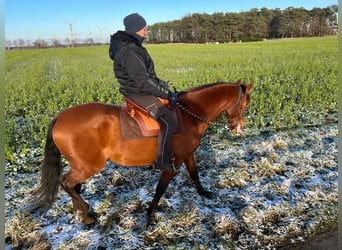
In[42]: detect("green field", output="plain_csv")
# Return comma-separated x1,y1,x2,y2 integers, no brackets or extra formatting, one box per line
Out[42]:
5,37,338,171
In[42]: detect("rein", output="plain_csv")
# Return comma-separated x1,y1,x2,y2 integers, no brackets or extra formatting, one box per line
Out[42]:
176,85,243,128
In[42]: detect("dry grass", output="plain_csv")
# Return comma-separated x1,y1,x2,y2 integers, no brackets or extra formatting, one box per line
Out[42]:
5,211,51,249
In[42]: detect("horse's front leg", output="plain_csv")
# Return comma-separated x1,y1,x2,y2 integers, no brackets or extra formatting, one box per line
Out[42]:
147,170,177,225
184,153,213,198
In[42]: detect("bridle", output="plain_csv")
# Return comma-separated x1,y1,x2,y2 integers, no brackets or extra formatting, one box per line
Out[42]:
176,85,244,128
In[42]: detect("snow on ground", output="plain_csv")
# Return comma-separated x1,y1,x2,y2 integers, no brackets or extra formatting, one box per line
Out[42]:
5,123,338,249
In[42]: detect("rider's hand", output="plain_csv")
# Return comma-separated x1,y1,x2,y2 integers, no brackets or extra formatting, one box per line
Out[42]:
168,92,178,105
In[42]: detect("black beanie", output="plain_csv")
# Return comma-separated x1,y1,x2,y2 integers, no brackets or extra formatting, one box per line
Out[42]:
124,13,147,33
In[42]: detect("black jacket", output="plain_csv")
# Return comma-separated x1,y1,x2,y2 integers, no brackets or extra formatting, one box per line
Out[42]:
109,31,170,99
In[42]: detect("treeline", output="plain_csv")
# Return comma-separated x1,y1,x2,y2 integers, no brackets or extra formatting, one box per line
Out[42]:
148,5,338,43
5,37,104,50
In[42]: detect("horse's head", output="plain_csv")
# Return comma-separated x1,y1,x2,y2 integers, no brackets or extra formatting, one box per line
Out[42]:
225,82,253,135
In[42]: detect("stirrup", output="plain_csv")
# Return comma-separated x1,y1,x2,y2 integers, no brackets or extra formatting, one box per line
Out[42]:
166,156,177,172
153,157,177,173
169,157,178,172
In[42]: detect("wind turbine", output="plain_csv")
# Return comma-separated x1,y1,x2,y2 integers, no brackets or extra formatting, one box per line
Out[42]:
87,26,94,46
63,17,77,47
96,25,106,44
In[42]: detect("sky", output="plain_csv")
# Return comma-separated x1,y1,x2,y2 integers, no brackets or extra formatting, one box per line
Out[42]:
5,0,337,42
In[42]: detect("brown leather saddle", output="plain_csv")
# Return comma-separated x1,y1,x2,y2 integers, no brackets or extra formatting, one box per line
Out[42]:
121,97,182,138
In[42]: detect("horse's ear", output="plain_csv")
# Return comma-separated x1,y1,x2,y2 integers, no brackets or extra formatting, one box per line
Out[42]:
236,79,242,85
245,83,253,93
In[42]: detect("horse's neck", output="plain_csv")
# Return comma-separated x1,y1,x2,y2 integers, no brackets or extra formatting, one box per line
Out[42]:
185,84,240,121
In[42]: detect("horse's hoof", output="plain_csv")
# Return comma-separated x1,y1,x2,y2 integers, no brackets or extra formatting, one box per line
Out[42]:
76,209,96,225
200,190,214,199
147,219,155,227
147,211,156,226
147,216,155,226
84,216,96,225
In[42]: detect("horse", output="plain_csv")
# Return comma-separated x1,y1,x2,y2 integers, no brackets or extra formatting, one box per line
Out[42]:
31,80,253,225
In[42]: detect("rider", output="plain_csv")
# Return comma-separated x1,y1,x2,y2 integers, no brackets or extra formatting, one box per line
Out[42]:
109,13,178,172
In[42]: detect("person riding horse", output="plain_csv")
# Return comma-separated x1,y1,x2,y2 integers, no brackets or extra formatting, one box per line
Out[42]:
32,80,252,225
109,13,178,172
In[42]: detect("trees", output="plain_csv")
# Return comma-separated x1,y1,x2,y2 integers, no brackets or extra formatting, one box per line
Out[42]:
310,6,338,36
148,5,338,43
33,39,48,49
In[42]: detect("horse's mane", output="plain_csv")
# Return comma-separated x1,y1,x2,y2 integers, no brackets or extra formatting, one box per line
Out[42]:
177,81,242,96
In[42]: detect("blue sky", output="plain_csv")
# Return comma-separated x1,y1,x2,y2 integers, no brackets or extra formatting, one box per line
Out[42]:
5,0,337,41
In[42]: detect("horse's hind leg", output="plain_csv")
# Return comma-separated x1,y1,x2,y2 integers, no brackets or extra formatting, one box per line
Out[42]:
60,170,95,225
184,154,212,198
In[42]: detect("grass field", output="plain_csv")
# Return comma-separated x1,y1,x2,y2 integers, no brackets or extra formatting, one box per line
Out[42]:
5,37,337,169
5,37,338,249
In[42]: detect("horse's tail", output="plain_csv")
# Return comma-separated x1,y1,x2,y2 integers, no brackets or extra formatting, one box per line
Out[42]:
30,117,63,211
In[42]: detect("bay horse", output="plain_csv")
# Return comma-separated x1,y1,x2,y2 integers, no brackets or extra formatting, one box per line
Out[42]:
31,80,252,225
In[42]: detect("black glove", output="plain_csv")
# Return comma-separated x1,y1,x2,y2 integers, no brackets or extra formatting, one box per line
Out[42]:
168,92,178,105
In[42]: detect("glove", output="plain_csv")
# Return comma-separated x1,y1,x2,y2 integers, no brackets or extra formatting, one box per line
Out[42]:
168,92,178,105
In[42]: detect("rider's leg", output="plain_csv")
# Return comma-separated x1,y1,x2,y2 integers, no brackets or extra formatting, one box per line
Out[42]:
127,95,177,171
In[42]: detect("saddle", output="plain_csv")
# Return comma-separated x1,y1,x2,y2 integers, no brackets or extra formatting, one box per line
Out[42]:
120,97,182,138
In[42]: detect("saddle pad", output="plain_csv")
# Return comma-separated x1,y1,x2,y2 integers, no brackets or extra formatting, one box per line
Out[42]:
119,108,147,139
